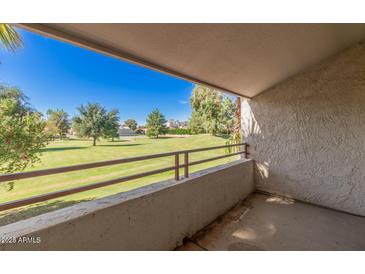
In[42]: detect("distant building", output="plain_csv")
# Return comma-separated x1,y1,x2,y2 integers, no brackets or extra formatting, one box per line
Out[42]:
66,128,77,138
166,119,176,128
135,127,146,135
118,126,136,136
177,120,188,129
166,119,188,129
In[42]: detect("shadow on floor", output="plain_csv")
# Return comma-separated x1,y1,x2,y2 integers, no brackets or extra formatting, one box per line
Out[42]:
0,199,93,227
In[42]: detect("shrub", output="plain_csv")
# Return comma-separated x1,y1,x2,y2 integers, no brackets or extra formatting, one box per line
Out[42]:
166,128,192,135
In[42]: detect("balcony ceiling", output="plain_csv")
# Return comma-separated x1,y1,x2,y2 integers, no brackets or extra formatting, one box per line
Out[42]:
20,24,365,98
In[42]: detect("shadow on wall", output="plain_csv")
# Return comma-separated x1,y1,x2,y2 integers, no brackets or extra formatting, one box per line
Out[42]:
241,92,335,198
241,99,271,187
240,41,365,217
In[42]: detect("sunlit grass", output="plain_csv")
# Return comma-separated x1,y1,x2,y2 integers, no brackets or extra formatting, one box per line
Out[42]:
0,134,240,226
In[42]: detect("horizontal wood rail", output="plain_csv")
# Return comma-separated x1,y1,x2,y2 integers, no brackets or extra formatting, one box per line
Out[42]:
0,143,248,212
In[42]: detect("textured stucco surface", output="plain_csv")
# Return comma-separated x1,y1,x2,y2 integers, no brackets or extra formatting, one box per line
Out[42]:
0,159,253,250
242,42,365,216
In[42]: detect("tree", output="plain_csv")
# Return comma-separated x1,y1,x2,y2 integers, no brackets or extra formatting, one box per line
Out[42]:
103,109,120,141
233,96,241,137
146,109,167,138
0,85,33,115
72,103,109,146
190,84,235,135
124,119,138,131
46,109,71,139
219,96,235,134
0,29,48,177
188,111,205,134
0,85,49,174
226,97,242,153
45,119,58,141
0,24,22,52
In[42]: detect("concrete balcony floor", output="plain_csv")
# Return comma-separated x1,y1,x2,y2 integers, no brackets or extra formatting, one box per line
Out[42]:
177,193,365,251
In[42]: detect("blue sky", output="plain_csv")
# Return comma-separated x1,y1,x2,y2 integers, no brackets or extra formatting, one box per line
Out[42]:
0,28,194,125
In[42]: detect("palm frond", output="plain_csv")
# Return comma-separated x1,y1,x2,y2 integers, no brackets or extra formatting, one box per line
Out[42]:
0,24,23,52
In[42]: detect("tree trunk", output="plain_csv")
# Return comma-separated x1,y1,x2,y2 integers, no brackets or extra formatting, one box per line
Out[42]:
234,97,241,136
93,137,96,146
234,97,242,154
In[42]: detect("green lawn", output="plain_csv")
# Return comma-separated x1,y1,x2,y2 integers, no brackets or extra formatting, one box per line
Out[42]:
0,134,240,226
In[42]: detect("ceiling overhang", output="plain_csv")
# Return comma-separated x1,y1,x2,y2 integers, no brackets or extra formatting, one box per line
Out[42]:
19,23,365,98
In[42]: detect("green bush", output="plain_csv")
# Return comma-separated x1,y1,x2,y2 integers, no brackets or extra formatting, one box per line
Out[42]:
166,128,192,135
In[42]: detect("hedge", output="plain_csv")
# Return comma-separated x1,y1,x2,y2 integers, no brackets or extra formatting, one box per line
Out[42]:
166,128,192,135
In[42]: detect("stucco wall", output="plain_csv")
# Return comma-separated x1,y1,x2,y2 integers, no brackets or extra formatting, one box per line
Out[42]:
242,42,365,216
0,159,253,250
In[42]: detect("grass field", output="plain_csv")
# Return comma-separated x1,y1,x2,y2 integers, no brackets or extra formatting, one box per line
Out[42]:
0,134,240,226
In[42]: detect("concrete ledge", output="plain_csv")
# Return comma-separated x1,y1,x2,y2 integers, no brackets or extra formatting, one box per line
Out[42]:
0,159,254,250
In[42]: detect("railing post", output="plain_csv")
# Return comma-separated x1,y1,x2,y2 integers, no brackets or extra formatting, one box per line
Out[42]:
184,152,189,178
175,153,179,181
244,143,249,159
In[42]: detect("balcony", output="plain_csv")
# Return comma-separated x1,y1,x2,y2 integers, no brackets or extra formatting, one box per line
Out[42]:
0,146,253,251
1,146,364,251
1,23,365,251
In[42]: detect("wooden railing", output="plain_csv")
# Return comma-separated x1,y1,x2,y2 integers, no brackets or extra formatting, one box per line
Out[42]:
0,143,249,212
